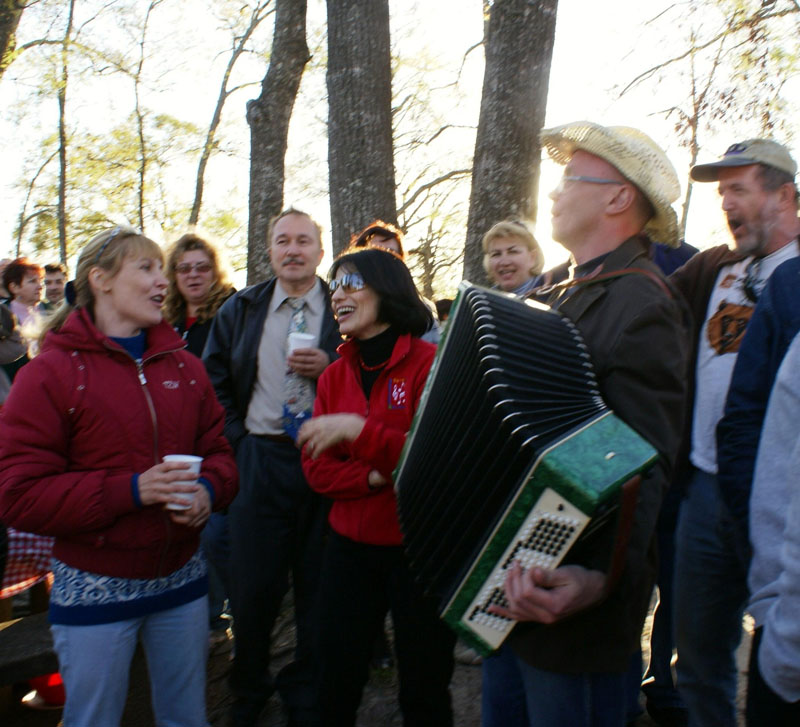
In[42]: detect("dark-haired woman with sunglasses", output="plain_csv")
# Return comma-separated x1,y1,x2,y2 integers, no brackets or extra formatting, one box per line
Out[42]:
298,247,455,726
164,234,235,357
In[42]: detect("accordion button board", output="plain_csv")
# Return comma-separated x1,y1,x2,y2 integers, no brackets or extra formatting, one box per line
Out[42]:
394,282,658,656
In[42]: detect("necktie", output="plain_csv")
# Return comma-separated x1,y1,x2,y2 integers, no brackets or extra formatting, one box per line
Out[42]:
281,298,314,439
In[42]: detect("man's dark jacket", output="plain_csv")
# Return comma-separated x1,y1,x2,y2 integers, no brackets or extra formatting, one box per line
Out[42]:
202,276,342,449
510,236,689,673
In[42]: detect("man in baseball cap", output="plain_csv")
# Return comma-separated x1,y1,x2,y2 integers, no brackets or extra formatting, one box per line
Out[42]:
671,138,800,727
691,138,797,182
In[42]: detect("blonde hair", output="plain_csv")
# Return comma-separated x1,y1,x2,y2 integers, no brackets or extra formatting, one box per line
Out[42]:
40,226,162,345
481,220,544,279
163,233,235,326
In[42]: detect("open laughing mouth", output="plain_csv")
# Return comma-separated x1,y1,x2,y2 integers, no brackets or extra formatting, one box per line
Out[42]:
335,305,355,320
727,217,745,236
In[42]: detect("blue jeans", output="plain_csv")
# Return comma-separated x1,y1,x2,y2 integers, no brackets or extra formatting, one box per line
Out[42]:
51,596,208,727
482,643,528,726
482,642,626,727
673,468,749,727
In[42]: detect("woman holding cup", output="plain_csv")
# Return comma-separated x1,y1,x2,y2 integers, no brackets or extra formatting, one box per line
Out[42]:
299,248,455,725
0,226,237,727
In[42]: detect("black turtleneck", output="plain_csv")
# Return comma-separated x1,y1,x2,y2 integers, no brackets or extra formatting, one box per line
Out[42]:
356,326,398,398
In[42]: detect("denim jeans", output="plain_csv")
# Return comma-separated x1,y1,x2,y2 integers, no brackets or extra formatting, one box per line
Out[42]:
51,596,208,727
482,642,626,727
482,643,528,726
673,468,749,727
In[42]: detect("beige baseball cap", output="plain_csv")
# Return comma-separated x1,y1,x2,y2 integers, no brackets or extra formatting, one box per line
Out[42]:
691,139,797,182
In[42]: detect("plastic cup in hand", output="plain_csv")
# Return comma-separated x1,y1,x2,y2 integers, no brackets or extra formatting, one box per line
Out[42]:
163,454,203,511
288,332,316,353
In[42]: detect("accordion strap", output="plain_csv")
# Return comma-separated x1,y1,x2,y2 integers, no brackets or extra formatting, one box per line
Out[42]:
530,267,675,302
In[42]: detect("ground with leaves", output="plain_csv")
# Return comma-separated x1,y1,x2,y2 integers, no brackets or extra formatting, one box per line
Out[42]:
4,601,750,726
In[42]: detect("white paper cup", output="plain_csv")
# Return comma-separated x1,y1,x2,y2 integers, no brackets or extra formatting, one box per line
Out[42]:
288,332,316,353
163,454,203,511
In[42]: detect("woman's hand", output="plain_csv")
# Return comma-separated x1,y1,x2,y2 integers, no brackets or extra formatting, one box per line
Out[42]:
297,414,366,458
368,469,388,489
288,348,330,380
137,462,200,507
167,486,212,529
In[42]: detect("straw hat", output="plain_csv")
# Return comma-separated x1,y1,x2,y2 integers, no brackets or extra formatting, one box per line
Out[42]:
540,121,681,247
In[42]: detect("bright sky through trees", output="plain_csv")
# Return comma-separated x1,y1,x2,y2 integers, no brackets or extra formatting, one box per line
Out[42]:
0,0,797,289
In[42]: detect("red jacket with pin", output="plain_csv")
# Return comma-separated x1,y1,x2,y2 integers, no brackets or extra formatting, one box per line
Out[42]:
0,307,238,579
302,333,435,546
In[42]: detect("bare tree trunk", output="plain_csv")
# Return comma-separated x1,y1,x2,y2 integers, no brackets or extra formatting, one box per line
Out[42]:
57,0,75,264
189,1,273,227
463,0,558,284
0,0,25,80
133,2,162,232
326,0,396,256
246,0,309,284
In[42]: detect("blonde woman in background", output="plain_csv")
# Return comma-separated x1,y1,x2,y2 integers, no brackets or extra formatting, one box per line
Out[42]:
164,232,237,646
482,220,544,297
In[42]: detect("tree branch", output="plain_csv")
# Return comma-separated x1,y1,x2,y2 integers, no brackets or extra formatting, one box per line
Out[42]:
398,169,471,216
619,5,798,96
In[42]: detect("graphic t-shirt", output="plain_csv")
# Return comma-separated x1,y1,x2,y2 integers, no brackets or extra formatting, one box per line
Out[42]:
691,242,798,473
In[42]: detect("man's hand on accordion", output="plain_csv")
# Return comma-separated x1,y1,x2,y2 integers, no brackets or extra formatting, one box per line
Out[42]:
488,563,607,624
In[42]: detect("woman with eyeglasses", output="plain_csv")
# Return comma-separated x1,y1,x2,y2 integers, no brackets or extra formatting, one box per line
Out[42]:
164,233,236,357
164,233,237,647
298,248,455,726
0,226,238,727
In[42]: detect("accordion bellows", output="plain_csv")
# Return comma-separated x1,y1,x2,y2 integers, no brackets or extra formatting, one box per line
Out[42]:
394,283,658,654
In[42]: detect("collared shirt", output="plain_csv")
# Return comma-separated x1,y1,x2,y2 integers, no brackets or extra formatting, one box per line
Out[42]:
245,278,326,435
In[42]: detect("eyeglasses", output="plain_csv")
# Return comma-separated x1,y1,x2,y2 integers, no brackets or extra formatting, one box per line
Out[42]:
175,262,213,275
329,272,366,294
560,175,627,188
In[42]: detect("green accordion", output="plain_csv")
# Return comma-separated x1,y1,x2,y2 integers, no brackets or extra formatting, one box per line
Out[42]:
394,283,658,655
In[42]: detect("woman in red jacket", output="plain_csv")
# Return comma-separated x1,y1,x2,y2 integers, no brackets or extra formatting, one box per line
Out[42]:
299,247,455,726
0,226,238,727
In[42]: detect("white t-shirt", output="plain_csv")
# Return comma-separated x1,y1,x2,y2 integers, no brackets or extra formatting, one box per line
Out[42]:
690,241,798,474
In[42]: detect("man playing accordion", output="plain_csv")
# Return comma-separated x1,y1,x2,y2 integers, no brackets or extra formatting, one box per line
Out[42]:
482,121,689,727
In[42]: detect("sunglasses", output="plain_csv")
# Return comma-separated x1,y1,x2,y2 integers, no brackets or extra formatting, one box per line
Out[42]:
175,262,213,274
329,272,366,294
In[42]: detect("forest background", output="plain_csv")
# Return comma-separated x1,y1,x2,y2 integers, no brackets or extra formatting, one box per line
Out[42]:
0,0,798,296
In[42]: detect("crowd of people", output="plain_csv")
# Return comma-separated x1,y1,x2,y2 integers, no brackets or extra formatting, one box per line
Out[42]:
0,119,798,727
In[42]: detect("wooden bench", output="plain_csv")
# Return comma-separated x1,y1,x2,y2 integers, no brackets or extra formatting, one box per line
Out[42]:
0,612,58,686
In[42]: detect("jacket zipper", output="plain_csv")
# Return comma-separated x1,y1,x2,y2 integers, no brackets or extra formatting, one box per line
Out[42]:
96,339,186,578
134,357,172,578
